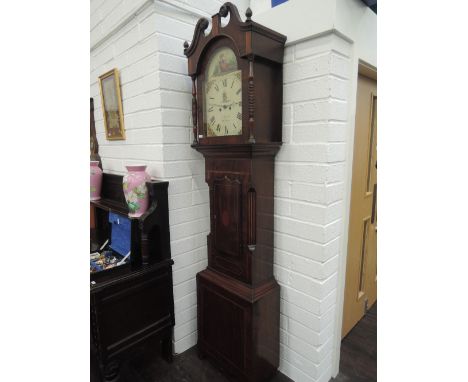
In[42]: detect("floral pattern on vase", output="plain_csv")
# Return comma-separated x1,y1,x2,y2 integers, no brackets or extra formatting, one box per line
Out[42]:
123,165,150,217
90,161,103,200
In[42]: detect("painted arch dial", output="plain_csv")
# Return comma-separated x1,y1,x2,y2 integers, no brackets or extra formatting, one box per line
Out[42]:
204,47,242,137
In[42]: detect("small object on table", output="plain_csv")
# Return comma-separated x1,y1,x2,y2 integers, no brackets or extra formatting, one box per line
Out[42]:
117,251,131,266
99,239,109,251
90,252,100,261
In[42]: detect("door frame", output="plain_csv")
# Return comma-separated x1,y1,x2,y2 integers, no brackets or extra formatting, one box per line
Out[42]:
331,60,377,377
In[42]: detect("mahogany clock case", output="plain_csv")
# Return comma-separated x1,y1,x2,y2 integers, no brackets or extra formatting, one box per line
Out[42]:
184,3,286,382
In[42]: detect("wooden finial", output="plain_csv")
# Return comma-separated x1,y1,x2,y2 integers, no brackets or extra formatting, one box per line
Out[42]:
183,40,189,52
245,7,252,21
200,18,209,30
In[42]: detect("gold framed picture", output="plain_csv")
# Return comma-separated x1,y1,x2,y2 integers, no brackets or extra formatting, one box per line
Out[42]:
98,68,126,140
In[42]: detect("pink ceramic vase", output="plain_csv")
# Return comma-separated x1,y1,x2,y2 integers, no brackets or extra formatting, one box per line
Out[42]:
90,161,103,200
123,165,151,218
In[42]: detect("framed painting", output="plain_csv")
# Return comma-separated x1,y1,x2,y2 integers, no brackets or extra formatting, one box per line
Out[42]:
98,68,126,140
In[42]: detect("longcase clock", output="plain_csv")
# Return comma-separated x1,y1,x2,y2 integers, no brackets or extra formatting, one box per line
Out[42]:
184,3,286,381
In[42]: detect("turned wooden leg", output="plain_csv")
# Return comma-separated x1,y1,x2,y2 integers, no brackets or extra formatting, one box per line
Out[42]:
162,336,173,363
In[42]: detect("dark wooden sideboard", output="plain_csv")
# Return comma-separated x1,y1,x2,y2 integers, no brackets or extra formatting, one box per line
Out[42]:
90,173,174,381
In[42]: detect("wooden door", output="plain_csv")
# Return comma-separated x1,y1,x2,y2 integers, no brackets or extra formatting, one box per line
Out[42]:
208,169,251,284
342,71,377,338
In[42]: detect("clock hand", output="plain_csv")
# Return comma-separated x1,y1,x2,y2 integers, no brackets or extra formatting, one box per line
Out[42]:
210,103,234,109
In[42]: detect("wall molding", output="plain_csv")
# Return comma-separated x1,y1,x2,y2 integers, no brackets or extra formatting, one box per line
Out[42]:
91,0,211,53
156,0,211,19
91,0,154,52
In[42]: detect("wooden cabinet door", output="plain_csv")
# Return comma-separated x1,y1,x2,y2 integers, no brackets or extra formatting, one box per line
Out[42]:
209,173,250,282
342,72,377,338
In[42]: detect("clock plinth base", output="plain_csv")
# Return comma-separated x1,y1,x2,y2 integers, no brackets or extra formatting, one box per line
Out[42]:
197,268,280,382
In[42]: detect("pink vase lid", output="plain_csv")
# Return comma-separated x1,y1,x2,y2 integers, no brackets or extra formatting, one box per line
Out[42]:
125,164,147,172
90,161,100,166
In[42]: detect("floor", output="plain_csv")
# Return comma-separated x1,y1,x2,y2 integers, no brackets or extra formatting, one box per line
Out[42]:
333,303,377,382
92,304,376,382
92,345,292,382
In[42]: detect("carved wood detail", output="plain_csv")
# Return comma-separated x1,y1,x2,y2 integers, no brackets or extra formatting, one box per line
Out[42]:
247,187,256,251
191,75,198,143
184,18,209,59
247,58,255,143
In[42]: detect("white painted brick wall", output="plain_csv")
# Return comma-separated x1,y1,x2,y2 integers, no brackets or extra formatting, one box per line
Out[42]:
274,33,352,382
90,0,249,358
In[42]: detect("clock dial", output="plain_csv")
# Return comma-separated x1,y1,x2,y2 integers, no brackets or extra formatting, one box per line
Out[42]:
205,71,242,137
204,47,242,137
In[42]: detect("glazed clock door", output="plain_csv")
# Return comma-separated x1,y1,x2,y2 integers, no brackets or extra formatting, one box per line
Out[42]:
210,174,249,282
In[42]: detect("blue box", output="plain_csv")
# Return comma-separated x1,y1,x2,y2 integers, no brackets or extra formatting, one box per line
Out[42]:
108,212,131,257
